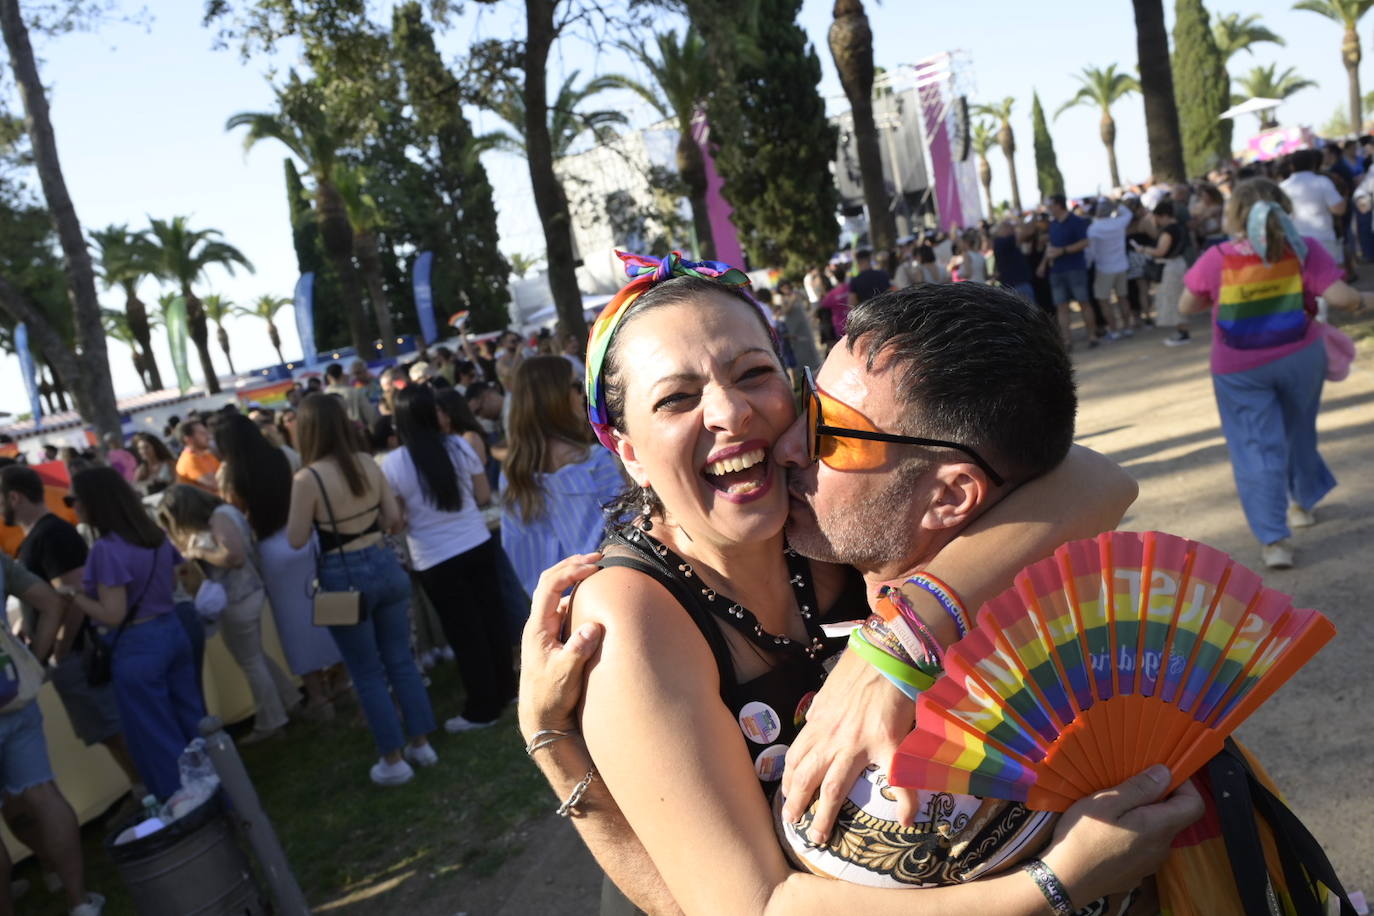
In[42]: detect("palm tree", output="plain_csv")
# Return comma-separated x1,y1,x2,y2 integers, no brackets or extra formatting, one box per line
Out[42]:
486,69,629,160
144,216,253,394
1132,0,1187,183
89,224,164,391
1055,64,1140,189
234,294,291,367
972,119,997,219
99,308,155,393
1233,65,1318,128
829,0,895,252
508,253,543,278
973,97,1023,213
607,28,718,259
1294,0,1374,133
202,294,236,376
227,73,373,357
334,165,397,356
1213,12,1286,64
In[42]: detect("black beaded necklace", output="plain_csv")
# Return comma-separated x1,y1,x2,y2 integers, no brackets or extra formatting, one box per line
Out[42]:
625,526,830,661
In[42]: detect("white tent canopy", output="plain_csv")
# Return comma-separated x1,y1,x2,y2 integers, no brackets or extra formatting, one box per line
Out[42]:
1220,97,1282,120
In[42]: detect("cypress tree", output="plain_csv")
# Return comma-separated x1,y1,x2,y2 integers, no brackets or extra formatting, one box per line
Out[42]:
283,157,350,353
1031,92,1065,199
709,0,838,275
392,2,510,333
1173,0,1232,177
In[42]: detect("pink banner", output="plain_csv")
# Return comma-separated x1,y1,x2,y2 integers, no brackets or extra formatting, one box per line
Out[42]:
692,115,746,267
919,83,963,233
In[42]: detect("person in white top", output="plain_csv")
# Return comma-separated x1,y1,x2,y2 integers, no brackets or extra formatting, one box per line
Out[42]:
1086,198,1135,337
1280,149,1345,262
381,384,515,734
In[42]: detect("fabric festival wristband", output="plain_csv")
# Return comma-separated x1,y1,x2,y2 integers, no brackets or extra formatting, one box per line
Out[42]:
863,616,943,683
903,573,972,639
878,588,946,664
848,630,938,698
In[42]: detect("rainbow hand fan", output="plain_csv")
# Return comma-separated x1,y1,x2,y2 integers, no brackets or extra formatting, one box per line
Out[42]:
889,531,1334,812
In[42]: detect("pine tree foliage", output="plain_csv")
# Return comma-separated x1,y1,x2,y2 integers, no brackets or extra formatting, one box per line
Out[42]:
1031,92,1065,199
1173,0,1233,176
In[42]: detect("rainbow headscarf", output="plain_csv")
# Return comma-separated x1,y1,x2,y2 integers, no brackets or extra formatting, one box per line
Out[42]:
586,250,756,450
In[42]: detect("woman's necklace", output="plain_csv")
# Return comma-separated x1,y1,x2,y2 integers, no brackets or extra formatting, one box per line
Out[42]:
627,527,829,661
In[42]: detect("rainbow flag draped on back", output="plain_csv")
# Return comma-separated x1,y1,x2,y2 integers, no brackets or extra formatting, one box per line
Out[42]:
1215,249,1308,350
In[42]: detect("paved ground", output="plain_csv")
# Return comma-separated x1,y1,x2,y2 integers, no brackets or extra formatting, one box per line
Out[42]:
456,315,1374,914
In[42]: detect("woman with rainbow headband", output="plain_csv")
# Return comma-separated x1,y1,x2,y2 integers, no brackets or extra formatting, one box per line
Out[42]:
1181,178,1371,570
520,250,1197,915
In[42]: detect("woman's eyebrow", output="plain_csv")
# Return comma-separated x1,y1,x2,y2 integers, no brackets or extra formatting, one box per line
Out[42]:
647,348,774,389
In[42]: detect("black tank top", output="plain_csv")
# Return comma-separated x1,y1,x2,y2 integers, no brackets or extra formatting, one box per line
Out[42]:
600,525,868,796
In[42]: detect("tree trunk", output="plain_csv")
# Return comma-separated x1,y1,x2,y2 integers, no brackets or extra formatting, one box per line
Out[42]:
677,127,716,260
829,0,895,252
354,229,398,357
998,126,1023,213
977,154,993,217
525,0,587,346
124,287,164,391
315,179,371,356
216,325,236,376
1101,112,1122,188
182,286,221,393
268,322,286,367
0,0,120,436
0,274,82,415
132,351,153,393
49,364,68,412
1133,0,1186,183
1344,26,1362,133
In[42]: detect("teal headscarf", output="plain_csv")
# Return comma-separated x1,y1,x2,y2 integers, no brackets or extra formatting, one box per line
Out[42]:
1246,200,1308,265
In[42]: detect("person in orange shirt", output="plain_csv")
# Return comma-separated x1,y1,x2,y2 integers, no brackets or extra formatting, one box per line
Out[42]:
174,420,220,493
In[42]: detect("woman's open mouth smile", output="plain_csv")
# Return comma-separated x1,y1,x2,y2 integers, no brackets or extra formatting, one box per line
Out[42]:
701,440,774,504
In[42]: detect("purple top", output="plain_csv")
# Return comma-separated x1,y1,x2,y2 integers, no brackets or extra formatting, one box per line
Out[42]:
82,533,183,621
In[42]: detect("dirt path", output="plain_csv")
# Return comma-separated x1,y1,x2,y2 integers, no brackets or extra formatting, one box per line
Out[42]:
458,315,1374,914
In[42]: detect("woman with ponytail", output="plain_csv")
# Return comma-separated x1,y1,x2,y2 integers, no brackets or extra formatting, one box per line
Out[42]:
1181,177,1371,569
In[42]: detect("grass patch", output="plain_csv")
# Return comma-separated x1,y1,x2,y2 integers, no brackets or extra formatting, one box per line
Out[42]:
17,663,549,914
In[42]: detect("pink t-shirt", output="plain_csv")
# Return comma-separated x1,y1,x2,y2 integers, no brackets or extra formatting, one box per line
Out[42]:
1183,237,1343,375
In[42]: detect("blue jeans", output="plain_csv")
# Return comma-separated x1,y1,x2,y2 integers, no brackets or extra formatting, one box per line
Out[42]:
0,703,54,796
320,544,435,755
1213,340,1336,545
1357,209,1374,262
109,613,205,800
1049,268,1090,306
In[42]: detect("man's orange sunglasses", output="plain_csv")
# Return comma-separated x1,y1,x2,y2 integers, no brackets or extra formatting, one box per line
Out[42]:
803,366,1005,485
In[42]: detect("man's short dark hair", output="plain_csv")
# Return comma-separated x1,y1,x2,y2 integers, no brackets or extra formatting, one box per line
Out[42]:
1153,199,1175,218
1289,149,1320,173
177,419,204,443
855,248,873,260
1048,193,1068,209
842,283,1076,485
325,362,344,381
0,465,44,504
465,380,497,401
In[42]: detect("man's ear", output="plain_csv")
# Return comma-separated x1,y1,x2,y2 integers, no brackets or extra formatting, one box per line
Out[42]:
921,463,991,531
611,431,649,488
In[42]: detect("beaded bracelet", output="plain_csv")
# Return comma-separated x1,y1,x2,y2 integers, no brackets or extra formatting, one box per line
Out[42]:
903,572,972,639
1022,859,1075,915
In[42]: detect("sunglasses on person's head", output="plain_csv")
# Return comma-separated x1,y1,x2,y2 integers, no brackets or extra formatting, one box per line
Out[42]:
62,494,77,508
802,366,1005,486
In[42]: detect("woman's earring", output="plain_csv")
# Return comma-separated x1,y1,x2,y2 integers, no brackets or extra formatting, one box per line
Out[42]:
639,486,654,531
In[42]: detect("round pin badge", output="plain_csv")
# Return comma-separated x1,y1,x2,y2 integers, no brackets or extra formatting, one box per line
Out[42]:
754,744,789,782
737,700,782,745
793,691,816,728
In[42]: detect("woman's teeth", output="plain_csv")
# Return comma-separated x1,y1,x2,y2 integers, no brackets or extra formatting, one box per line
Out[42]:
704,448,766,477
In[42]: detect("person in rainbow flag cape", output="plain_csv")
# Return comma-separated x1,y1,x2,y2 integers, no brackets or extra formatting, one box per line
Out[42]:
514,251,1193,915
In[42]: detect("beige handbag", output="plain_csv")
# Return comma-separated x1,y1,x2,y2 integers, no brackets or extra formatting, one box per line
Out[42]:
308,467,364,627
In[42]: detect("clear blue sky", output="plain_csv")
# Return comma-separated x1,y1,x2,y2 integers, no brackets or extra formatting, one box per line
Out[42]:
0,0,1341,417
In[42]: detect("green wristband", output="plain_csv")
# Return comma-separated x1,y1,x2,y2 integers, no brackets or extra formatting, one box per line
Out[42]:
848,630,938,693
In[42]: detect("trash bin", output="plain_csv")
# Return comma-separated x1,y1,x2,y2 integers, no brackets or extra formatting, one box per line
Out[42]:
105,792,264,916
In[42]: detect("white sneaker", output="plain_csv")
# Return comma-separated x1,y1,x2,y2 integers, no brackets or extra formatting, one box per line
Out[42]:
370,758,415,786
1163,331,1192,347
444,715,498,734
403,743,439,768
1288,504,1317,529
1261,541,1294,570
70,893,105,916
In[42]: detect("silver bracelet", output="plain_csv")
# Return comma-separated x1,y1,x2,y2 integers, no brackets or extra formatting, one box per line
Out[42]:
524,728,576,756
1022,858,1074,915
557,769,596,817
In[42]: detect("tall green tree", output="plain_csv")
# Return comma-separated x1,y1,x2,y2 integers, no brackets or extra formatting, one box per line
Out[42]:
234,294,291,367
1174,0,1233,176
334,166,397,355
1213,12,1286,64
485,70,628,159
1055,64,1140,189
608,28,717,259
99,308,155,393
1293,0,1374,133
972,119,997,218
1133,0,1187,183
974,97,1023,213
89,224,164,391
391,2,511,335
144,216,253,393
711,0,838,274
1030,92,1065,199
0,0,121,434
829,0,894,252
202,293,236,376
1233,65,1318,128
228,74,373,357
